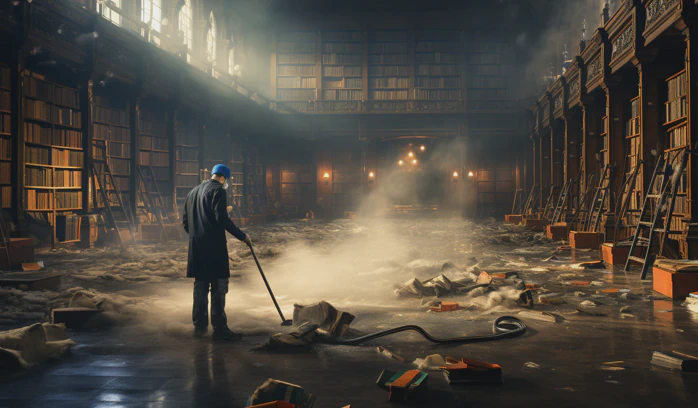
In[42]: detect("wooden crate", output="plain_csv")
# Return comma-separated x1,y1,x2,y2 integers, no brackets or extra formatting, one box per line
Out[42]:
546,223,568,241
524,218,547,232
0,238,35,270
505,214,523,224
653,266,698,299
569,231,601,249
601,243,640,265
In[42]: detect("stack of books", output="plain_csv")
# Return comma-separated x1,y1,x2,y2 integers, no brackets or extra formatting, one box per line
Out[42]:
376,369,428,402
440,357,503,385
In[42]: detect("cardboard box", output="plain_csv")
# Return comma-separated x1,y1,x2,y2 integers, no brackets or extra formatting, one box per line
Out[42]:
601,243,641,265
505,214,523,224
546,223,568,241
569,231,601,250
524,218,547,232
653,266,698,299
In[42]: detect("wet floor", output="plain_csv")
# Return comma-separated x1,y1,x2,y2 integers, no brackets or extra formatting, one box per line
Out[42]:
2,217,698,407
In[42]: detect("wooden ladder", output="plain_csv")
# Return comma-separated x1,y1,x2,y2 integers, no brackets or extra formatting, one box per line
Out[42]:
137,167,169,240
90,158,137,245
522,184,540,216
624,149,688,279
542,184,559,221
551,179,572,224
612,162,643,245
585,164,612,233
511,188,524,215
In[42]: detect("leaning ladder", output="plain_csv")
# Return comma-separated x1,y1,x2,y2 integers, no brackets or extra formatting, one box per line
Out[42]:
137,167,167,240
624,149,688,279
612,161,643,245
551,179,572,224
585,164,612,233
511,188,524,215
542,185,559,221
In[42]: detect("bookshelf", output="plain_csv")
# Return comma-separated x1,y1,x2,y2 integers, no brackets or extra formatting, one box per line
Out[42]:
276,32,317,101
0,64,11,209
414,30,461,101
625,96,642,216
22,70,83,243
368,30,410,101
138,108,170,212
245,148,265,212
331,151,360,216
175,117,200,210
280,162,314,215
600,116,609,168
92,95,131,210
321,30,363,101
230,145,245,210
466,35,511,104
664,70,688,223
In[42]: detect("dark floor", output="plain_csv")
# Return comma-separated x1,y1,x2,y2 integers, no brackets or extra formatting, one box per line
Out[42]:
1,306,698,408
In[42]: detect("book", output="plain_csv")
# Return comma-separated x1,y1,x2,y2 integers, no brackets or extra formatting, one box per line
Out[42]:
651,351,698,372
440,357,503,385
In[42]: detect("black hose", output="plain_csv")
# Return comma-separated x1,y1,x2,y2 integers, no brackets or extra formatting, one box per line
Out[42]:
328,316,526,345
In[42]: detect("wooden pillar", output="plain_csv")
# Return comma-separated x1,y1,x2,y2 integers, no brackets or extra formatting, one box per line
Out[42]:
167,107,178,210
129,95,140,217
11,46,24,225
550,120,565,186
684,26,698,257
564,110,583,208
582,99,602,189
636,62,661,197
605,84,626,213
539,128,551,207
531,133,539,191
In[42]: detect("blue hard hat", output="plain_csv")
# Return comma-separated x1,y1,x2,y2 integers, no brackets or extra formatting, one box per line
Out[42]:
211,164,231,179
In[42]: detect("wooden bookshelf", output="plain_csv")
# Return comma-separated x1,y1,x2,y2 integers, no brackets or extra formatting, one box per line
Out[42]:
321,30,363,101
414,30,461,101
138,108,170,211
665,70,687,127
331,151,360,216
368,30,410,101
664,69,689,222
600,116,609,167
245,148,265,212
625,96,642,214
22,70,83,243
466,34,511,104
92,95,131,210
175,117,200,210
276,32,318,101
280,162,314,215
0,64,11,209
230,146,245,210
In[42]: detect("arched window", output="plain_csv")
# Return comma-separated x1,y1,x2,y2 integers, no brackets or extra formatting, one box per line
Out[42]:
141,0,162,33
99,0,121,26
178,0,193,59
206,12,216,63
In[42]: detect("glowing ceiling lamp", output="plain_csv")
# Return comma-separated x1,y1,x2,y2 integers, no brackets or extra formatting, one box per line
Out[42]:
408,152,414,158
453,171,459,178
412,159,418,165
468,171,474,177
398,160,404,166
420,145,425,151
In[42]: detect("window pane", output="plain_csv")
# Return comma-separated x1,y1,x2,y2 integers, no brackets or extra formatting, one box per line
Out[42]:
179,0,192,49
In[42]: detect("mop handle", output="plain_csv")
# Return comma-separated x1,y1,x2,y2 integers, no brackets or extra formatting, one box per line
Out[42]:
248,246,288,322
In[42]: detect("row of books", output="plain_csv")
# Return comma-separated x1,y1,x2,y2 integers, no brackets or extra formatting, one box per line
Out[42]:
666,96,687,123
468,53,505,65
277,89,316,101
0,90,9,111
322,31,362,42
24,123,82,148
322,54,362,65
26,189,52,209
151,166,169,180
141,151,169,166
416,52,460,64
94,105,130,127
625,117,640,137
0,162,9,184
0,186,9,208
324,78,362,89
140,119,166,136
24,100,81,127
277,53,316,64
369,43,409,54
53,149,84,167
369,77,409,89
469,89,509,101
0,112,9,133
0,66,9,89
369,66,410,77
25,167,50,186
416,64,459,76
54,106,81,127
54,169,82,188
176,128,198,145
668,125,687,148
277,42,316,53
372,31,409,42
415,89,461,100
416,41,459,53
176,146,199,161
470,65,506,75
25,146,50,165
277,65,316,76
140,135,169,151
368,90,409,100
54,191,81,209
105,141,130,158
0,138,9,160
281,32,315,42
277,77,317,89
175,174,199,187
56,214,80,242
368,54,408,65
415,31,458,42
94,123,130,142
322,90,363,101
323,66,362,77
323,43,362,53
108,158,130,175
667,71,687,101
26,77,79,109
176,160,199,174
415,77,460,89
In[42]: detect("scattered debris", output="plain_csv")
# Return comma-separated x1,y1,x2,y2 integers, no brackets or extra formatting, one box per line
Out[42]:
0,323,75,375
620,306,632,314
441,356,502,385
293,301,355,337
377,346,405,362
517,290,533,307
518,310,560,322
429,301,459,313
579,300,597,308
415,354,446,371
523,362,540,369
579,260,605,269
685,297,698,314
543,256,559,262
21,262,44,271
247,379,316,408
650,351,698,372
376,369,428,402
538,293,565,305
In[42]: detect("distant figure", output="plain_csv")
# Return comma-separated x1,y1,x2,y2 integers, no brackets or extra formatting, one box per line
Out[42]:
183,164,252,341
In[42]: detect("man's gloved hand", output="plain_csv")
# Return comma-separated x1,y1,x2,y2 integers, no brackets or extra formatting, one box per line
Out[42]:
244,235,252,247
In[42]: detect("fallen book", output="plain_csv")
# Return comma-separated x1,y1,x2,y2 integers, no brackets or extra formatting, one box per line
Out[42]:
440,357,503,385
650,351,698,372
247,379,315,408
689,292,698,299
376,369,428,402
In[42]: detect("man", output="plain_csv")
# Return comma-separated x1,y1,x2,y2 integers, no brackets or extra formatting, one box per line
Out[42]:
183,164,252,341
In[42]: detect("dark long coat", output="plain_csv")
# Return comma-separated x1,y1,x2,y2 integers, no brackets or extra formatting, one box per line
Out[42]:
183,179,247,280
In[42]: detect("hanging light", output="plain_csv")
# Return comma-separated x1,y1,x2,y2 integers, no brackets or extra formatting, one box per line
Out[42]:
468,171,474,177
398,160,404,166
453,171,459,178
368,172,375,178
408,152,414,158
420,145,426,151
412,159,418,165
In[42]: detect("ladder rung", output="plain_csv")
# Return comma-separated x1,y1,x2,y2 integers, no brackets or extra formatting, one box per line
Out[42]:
638,221,654,227
647,194,662,199
627,256,646,263
626,209,642,213
654,229,684,234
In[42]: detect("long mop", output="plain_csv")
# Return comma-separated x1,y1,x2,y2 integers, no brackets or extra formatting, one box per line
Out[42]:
231,246,292,326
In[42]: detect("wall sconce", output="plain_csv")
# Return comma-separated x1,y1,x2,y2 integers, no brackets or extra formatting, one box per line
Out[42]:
323,172,330,185
468,171,474,178
408,152,414,158
412,159,418,165
420,145,426,152
368,171,375,184
398,160,404,166
452,171,459,183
